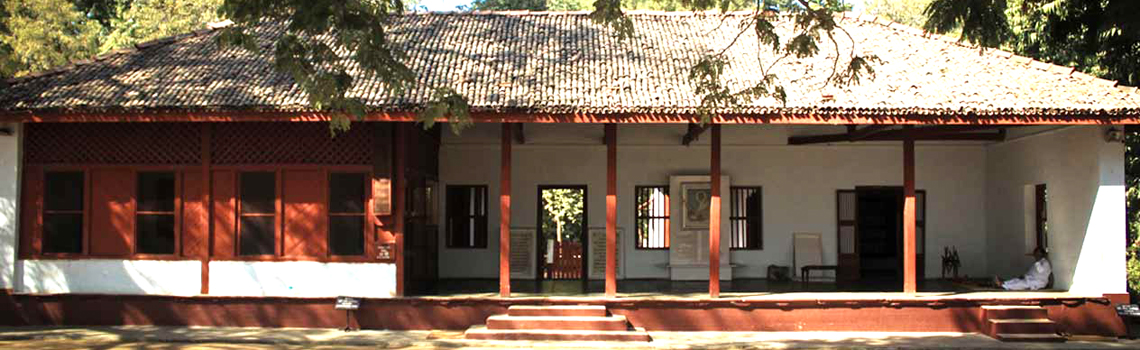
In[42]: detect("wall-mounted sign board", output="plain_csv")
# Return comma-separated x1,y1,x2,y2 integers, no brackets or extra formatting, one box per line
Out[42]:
510,228,535,279
588,227,621,279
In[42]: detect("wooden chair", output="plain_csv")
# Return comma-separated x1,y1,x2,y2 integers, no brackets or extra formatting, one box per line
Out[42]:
794,233,835,281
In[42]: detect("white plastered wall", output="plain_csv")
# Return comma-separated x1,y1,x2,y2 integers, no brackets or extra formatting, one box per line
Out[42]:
208,261,396,298
985,126,1125,295
18,259,201,295
438,124,990,280
0,123,18,290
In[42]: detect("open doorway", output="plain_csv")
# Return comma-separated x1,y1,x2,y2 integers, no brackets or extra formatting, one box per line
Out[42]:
537,186,588,288
857,187,903,283
837,187,926,290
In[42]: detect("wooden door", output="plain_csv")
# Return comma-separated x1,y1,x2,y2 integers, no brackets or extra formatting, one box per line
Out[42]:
837,190,859,281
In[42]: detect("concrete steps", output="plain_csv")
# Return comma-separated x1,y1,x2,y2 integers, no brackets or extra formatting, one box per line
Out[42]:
464,305,651,342
508,305,608,317
981,305,1065,342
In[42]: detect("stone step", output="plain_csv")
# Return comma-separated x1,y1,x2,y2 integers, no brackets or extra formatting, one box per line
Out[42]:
508,305,608,317
487,314,630,331
465,325,652,342
981,305,1049,320
987,318,1057,335
994,333,1067,342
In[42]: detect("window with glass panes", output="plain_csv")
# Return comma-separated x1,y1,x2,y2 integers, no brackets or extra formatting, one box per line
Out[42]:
136,172,176,255
239,172,276,255
43,171,85,254
329,173,367,256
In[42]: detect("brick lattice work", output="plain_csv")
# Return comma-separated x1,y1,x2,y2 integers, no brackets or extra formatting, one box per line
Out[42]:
24,123,201,165
211,122,372,165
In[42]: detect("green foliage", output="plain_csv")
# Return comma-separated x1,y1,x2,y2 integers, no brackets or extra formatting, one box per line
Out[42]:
681,0,871,122
0,0,102,78
864,0,930,27
99,0,224,53
217,0,421,134
922,0,1010,48
1128,126,1140,293
70,0,125,27
469,0,549,10
1004,0,1140,86
923,0,1138,86
542,189,584,242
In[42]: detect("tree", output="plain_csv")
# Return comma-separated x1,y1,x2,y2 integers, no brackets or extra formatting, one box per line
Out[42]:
217,0,469,134
1128,126,1140,295
1002,0,1140,86
99,0,224,53
923,0,1139,86
864,0,930,27
542,189,584,243
923,0,1140,297
0,0,102,78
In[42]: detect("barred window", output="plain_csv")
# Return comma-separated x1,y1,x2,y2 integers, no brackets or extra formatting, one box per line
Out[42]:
635,186,669,249
730,187,762,250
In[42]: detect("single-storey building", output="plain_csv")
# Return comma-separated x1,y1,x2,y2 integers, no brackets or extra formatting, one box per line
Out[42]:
0,10,1136,339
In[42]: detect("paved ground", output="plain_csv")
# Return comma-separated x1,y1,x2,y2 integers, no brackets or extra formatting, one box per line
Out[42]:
1,326,1138,349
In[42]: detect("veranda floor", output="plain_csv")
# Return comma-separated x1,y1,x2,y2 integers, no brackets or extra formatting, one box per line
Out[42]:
412,278,1077,299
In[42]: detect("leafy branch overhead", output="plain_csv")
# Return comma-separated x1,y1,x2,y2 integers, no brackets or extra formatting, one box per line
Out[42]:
595,0,879,122
216,0,466,134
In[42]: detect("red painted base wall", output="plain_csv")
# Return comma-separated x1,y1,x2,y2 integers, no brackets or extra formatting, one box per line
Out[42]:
0,293,1127,336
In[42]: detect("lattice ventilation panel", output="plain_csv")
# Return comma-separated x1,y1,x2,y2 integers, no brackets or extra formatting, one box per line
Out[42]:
24,123,201,165
212,122,372,165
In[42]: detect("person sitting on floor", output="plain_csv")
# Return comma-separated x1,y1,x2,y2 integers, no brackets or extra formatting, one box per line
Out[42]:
993,247,1051,290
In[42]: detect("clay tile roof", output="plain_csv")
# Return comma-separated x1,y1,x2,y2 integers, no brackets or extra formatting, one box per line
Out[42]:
2,11,1138,118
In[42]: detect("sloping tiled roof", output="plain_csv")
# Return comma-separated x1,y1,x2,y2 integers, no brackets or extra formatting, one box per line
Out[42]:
2,11,1139,118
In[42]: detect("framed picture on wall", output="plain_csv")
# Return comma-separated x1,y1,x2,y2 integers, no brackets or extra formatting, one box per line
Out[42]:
681,182,711,230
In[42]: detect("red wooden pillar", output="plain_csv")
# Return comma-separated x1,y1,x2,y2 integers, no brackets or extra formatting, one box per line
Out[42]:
604,124,617,298
394,123,407,297
902,138,917,294
500,123,513,297
201,123,211,295
709,124,721,298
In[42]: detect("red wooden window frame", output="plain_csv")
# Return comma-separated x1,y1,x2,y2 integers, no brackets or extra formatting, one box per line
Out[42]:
134,171,181,257
40,170,87,256
635,185,669,250
31,166,193,260
328,172,369,256
220,166,375,262
236,171,279,257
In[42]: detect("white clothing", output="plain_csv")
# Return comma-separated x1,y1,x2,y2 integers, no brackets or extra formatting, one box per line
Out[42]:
1002,258,1051,290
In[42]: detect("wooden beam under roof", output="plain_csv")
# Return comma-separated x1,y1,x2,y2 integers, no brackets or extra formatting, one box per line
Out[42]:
788,125,1007,145
513,123,525,144
682,122,709,146
848,125,893,140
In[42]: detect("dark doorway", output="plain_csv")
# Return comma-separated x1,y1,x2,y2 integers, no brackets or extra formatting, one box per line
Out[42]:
857,187,903,284
537,186,588,287
841,186,926,290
